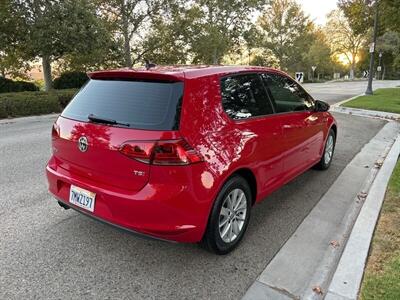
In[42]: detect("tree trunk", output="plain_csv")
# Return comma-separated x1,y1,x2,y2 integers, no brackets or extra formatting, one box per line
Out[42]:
349,67,354,80
121,2,132,68
350,56,356,79
42,55,53,91
123,31,132,68
212,48,218,65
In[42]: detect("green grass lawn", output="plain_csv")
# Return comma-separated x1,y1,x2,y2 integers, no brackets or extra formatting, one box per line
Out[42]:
360,161,400,299
342,88,400,114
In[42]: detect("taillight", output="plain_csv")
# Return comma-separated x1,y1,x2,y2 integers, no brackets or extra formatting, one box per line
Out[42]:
119,142,154,164
52,123,60,140
119,139,203,165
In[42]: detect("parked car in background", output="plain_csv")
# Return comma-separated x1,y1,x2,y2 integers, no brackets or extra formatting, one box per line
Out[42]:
46,66,336,254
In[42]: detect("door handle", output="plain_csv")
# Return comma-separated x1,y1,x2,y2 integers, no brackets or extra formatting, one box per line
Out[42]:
283,124,301,129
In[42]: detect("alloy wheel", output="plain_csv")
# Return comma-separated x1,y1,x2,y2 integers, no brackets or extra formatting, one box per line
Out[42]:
218,188,247,243
324,134,334,165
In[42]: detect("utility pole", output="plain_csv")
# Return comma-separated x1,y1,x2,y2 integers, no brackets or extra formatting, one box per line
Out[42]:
365,0,379,95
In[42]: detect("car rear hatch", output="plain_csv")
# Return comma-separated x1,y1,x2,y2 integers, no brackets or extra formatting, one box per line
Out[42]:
52,70,187,192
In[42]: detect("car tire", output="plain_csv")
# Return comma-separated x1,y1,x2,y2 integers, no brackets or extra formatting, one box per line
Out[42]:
314,128,336,170
201,175,252,255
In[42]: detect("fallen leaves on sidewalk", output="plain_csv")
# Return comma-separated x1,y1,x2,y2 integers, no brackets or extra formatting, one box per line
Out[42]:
330,240,340,248
357,192,368,201
312,286,323,295
374,160,383,168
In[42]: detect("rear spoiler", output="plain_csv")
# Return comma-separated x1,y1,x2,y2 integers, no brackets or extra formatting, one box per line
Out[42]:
88,69,184,82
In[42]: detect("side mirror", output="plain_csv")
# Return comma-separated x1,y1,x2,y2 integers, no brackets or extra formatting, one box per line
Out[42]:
314,100,330,112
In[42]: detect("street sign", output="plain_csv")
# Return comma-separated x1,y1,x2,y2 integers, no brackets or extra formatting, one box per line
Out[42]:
311,66,317,72
369,43,375,53
377,66,382,72
295,72,304,83
363,70,369,78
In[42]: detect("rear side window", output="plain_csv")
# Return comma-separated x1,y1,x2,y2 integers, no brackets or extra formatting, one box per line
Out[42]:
261,73,314,113
220,74,274,120
61,79,184,130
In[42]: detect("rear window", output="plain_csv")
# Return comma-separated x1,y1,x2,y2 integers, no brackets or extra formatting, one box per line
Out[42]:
61,79,184,130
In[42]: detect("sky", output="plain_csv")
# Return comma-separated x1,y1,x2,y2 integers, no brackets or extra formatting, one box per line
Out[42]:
296,0,338,25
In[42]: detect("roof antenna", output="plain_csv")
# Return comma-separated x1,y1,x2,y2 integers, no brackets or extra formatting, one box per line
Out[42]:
145,59,156,70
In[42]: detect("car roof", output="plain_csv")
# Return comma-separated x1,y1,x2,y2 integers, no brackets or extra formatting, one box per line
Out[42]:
88,65,286,81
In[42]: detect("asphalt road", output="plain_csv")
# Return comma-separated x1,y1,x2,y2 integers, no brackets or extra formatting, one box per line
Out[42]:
304,79,400,104
0,81,390,299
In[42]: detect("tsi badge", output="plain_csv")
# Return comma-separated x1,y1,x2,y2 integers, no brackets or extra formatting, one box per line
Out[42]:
78,136,89,152
133,170,145,177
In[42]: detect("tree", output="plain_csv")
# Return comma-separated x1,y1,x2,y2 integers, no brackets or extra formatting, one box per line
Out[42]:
304,30,333,80
256,0,315,73
97,0,164,68
249,49,280,68
142,0,261,65
0,1,30,78
189,0,261,64
0,51,31,79
338,0,400,79
324,10,366,79
377,31,400,77
338,0,373,35
10,0,111,91
140,1,198,64
379,0,400,32
338,0,400,33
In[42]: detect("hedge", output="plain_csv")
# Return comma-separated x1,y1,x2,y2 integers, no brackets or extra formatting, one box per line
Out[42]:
53,71,88,89
0,89,78,119
0,77,39,93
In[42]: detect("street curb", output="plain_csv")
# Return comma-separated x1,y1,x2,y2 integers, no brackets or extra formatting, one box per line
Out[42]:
329,94,364,108
0,113,58,125
242,121,400,300
330,106,400,121
325,135,400,300
329,90,400,121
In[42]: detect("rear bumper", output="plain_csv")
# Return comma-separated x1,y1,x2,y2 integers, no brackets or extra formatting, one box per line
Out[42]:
46,159,213,243
54,197,175,243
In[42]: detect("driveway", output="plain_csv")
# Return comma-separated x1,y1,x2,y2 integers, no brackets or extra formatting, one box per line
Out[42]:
0,81,389,299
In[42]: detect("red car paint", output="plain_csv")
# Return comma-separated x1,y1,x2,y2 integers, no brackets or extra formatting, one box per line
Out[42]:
46,66,336,242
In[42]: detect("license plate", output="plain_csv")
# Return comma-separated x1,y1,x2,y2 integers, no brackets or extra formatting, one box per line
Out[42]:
69,185,96,212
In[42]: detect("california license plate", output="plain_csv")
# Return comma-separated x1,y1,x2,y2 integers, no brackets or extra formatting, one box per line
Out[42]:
69,185,96,212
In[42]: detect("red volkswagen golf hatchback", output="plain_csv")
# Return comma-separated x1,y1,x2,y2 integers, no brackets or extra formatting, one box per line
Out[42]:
46,66,336,254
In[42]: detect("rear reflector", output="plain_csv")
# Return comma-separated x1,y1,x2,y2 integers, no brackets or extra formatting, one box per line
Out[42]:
52,123,60,140
119,139,203,165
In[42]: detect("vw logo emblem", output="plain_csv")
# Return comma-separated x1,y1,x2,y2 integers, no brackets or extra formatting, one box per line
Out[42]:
78,136,88,152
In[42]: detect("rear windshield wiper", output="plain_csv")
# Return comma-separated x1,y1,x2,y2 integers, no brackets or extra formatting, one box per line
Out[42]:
88,114,130,127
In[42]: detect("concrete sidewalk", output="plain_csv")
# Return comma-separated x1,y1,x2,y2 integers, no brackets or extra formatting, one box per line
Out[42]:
325,129,400,300
243,120,400,300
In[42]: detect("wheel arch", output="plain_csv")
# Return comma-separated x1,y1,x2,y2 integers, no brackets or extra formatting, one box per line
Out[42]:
330,123,337,138
229,168,258,206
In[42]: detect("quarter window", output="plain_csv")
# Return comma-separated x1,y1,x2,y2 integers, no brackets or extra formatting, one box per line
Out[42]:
221,74,274,120
261,73,314,113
